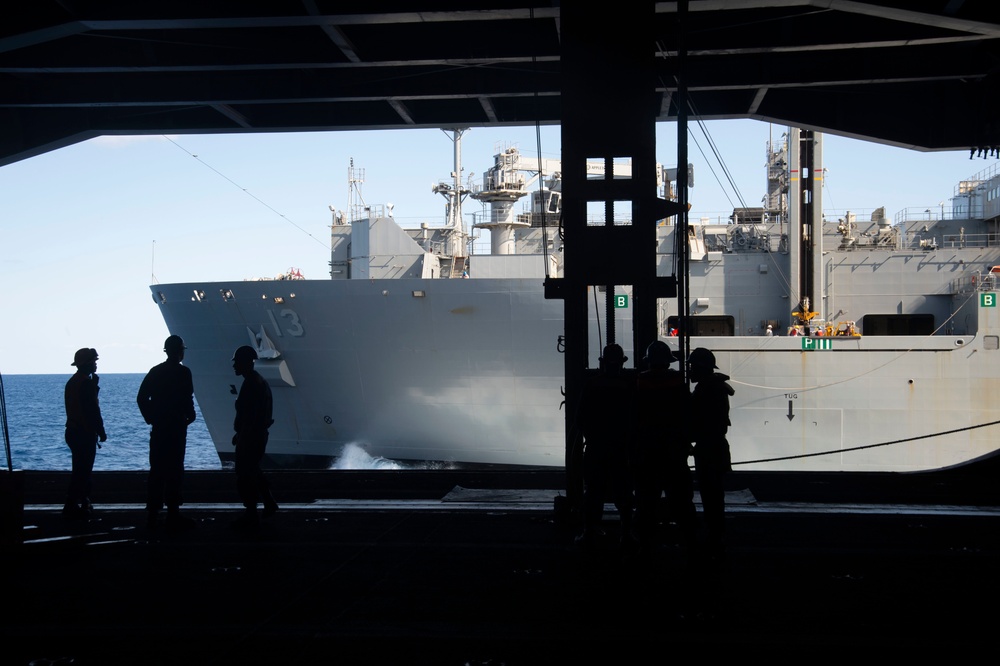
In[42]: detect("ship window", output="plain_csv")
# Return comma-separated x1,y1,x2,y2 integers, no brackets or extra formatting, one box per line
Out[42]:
860,314,934,336
666,315,735,336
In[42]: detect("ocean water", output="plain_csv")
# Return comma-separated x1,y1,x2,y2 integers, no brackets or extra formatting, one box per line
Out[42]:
0,373,222,471
0,373,445,472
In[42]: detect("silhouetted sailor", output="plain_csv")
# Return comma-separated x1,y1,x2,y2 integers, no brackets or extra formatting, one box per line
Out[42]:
137,334,196,531
63,347,107,519
576,343,635,550
231,345,278,529
635,340,694,550
688,347,735,551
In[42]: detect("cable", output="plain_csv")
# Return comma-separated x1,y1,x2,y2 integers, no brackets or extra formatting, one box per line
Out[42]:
734,418,1000,467
163,136,328,248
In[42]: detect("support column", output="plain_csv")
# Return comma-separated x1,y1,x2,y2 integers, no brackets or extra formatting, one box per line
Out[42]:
549,2,680,519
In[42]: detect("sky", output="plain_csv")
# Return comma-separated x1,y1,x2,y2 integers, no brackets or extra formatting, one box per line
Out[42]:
0,119,988,374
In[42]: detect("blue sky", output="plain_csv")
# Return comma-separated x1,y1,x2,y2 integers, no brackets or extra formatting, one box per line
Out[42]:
0,119,984,374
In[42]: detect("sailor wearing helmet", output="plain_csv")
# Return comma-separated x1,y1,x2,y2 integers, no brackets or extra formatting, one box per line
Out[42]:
137,335,197,530
575,343,635,549
688,347,735,552
231,345,279,529
635,340,694,549
63,347,107,519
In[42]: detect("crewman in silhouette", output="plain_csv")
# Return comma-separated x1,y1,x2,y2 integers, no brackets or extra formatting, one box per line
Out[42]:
137,334,197,531
576,343,635,550
635,341,694,551
688,347,735,552
231,345,278,529
63,347,107,519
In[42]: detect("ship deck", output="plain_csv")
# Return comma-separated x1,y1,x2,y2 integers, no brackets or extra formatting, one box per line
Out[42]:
4,467,1000,663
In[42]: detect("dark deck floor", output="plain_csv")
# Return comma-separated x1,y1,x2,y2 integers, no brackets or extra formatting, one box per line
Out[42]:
4,469,1000,664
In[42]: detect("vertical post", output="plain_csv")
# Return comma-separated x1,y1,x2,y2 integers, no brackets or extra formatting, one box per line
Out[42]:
676,0,690,382
554,1,674,521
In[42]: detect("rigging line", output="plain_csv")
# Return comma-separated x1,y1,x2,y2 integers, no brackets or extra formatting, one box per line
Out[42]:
658,64,744,226
162,136,328,249
693,130,798,311
655,69,741,215
687,95,751,211
734,418,1000,467
687,130,737,212
695,117,751,212
728,285,982,392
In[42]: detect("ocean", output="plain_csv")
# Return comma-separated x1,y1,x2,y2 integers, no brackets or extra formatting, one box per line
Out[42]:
0,373,222,471
0,373,427,471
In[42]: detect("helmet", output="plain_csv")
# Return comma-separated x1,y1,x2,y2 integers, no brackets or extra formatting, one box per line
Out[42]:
600,343,627,365
71,348,98,367
164,335,186,354
688,347,718,369
232,345,258,363
643,340,675,368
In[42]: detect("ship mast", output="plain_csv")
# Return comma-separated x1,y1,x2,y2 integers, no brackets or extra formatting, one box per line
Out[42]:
347,158,368,222
788,128,825,331
432,128,471,257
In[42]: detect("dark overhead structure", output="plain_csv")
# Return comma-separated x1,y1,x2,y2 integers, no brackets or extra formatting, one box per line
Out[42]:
3,1,1000,167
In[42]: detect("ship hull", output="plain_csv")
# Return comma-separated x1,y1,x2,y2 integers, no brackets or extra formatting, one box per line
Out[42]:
152,277,1000,472
154,278,573,469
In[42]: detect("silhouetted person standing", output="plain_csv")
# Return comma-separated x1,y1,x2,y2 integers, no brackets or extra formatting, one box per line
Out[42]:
231,345,278,529
688,347,735,551
576,343,635,550
635,341,694,550
137,335,196,530
63,347,107,519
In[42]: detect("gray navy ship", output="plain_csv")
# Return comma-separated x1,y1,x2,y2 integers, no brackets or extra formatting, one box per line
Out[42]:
151,128,1000,471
